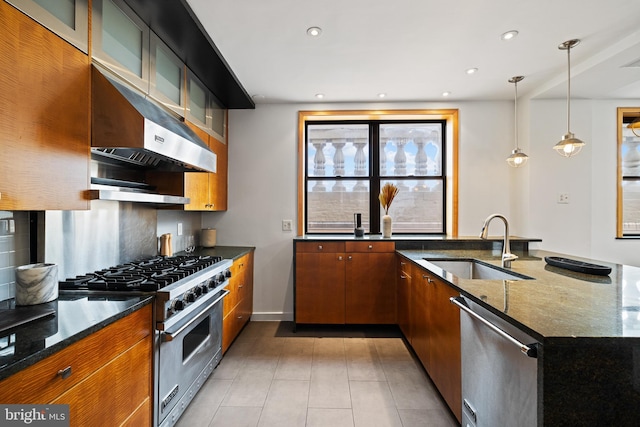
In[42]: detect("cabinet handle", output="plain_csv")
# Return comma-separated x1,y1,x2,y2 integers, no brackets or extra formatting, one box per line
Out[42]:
368,245,373,250
318,245,323,251
57,366,72,379
400,274,407,279
338,256,343,261
348,255,352,261
400,262,406,266
238,315,243,319
238,284,243,288
423,275,433,283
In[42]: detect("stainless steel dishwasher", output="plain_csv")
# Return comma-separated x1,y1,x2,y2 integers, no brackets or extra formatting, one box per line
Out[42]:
451,296,539,427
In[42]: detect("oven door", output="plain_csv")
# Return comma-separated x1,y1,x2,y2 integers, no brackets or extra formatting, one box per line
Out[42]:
157,289,227,425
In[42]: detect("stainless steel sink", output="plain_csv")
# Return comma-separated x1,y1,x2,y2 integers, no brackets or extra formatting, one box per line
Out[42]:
424,259,532,280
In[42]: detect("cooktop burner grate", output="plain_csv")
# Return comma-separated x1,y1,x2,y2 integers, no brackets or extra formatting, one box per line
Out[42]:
59,255,224,292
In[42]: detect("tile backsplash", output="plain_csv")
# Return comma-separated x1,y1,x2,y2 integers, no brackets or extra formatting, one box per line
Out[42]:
0,212,30,301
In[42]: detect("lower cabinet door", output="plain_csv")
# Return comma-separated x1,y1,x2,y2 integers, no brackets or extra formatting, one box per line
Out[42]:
295,252,346,324
345,252,397,324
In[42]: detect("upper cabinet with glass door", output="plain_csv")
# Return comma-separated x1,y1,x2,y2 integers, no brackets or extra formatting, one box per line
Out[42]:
149,33,185,116
7,0,89,52
187,69,226,142
92,0,149,93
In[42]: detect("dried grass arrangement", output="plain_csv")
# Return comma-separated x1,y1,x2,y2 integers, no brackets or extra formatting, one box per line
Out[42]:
379,183,399,215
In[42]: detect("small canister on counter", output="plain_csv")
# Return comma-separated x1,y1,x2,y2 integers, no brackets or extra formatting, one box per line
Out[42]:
201,228,217,248
15,263,58,305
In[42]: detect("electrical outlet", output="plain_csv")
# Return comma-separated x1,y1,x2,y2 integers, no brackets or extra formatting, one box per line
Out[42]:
558,193,570,204
177,223,183,235
282,219,293,232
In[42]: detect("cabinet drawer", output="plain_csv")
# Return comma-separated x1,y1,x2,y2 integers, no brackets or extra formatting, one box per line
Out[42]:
0,304,152,404
296,241,345,253
345,241,395,253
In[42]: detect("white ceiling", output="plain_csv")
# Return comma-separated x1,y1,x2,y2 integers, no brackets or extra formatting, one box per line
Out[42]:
185,0,640,104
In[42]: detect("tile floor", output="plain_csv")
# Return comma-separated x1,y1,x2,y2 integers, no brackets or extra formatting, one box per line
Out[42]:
176,321,459,427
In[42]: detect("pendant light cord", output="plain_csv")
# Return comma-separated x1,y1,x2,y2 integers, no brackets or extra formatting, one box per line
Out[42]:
566,44,571,134
514,79,519,149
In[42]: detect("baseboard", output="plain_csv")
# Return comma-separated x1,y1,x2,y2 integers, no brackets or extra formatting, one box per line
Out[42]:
250,311,293,322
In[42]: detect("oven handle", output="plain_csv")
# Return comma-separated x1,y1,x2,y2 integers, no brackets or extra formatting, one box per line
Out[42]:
162,289,229,342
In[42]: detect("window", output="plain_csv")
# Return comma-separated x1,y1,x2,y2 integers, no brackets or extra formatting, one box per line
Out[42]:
618,107,640,237
299,110,458,236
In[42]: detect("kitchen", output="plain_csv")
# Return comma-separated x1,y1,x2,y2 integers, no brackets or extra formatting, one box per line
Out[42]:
1,0,640,426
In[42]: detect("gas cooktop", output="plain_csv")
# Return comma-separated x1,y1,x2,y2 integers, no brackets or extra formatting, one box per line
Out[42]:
59,255,224,292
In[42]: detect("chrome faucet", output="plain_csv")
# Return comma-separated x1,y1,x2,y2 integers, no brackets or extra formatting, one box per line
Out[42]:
479,214,518,268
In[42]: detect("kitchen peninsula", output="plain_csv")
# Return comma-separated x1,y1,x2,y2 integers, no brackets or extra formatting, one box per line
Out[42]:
294,236,640,426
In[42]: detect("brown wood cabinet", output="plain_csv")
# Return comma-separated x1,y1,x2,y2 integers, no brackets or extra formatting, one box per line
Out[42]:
295,242,346,324
0,304,153,426
0,1,90,210
222,250,254,353
147,121,228,211
397,257,412,339
345,241,396,324
400,258,461,423
426,271,461,421
294,241,396,324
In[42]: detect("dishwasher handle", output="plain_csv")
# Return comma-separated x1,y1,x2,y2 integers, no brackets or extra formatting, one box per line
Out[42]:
450,296,538,358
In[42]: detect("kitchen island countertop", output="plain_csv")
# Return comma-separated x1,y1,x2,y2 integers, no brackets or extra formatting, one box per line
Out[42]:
398,248,640,342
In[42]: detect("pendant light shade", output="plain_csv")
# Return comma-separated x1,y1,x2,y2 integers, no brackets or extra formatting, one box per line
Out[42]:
507,76,528,167
553,39,585,158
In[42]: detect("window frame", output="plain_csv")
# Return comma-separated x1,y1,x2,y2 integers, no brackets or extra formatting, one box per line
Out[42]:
298,109,459,236
617,107,640,238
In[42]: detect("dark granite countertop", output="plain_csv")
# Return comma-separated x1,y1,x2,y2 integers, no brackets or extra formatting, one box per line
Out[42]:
397,248,640,342
191,245,255,260
0,294,153,381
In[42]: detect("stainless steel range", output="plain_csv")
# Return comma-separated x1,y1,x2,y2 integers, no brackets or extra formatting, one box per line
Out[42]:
59,255,232,427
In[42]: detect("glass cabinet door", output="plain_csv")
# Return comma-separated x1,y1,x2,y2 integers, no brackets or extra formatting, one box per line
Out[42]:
7,0,89,52
150,33,185,115
187,72,209,128
92,0,149,93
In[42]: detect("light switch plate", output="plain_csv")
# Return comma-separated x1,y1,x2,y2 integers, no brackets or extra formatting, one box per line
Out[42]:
282,219,293,231
558,193,570,204
177,223,183,235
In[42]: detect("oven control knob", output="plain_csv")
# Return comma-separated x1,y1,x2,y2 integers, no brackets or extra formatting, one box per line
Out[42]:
225,269,232,278
200,284,209,294
208,279,217,289
184,291,196,303
193,286,203,297
217,273,225,282
171,299,185,312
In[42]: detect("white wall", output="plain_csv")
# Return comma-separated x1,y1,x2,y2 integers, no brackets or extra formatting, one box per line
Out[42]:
203,101,520,320
525,98,640,267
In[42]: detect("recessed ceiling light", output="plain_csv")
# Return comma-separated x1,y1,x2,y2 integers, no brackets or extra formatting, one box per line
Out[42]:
378,93,386,98
251,94,265,100
466,68,478,75
315,93,324,99
442,91,451,97
307,27,322,37
501,30,519,41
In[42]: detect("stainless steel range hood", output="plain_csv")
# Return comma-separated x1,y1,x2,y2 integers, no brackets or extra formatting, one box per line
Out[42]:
90,65,215,205
91,65,216,174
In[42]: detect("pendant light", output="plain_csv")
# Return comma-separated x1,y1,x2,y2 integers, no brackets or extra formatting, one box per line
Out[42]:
553,39,585,157
506,76,528,167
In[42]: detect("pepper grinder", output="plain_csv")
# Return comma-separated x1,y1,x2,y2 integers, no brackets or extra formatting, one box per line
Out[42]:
160,233,173,256
354,213,365,237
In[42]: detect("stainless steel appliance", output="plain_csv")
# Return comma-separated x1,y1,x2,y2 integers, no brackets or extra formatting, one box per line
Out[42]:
59,255,232,427
451,296,538,427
